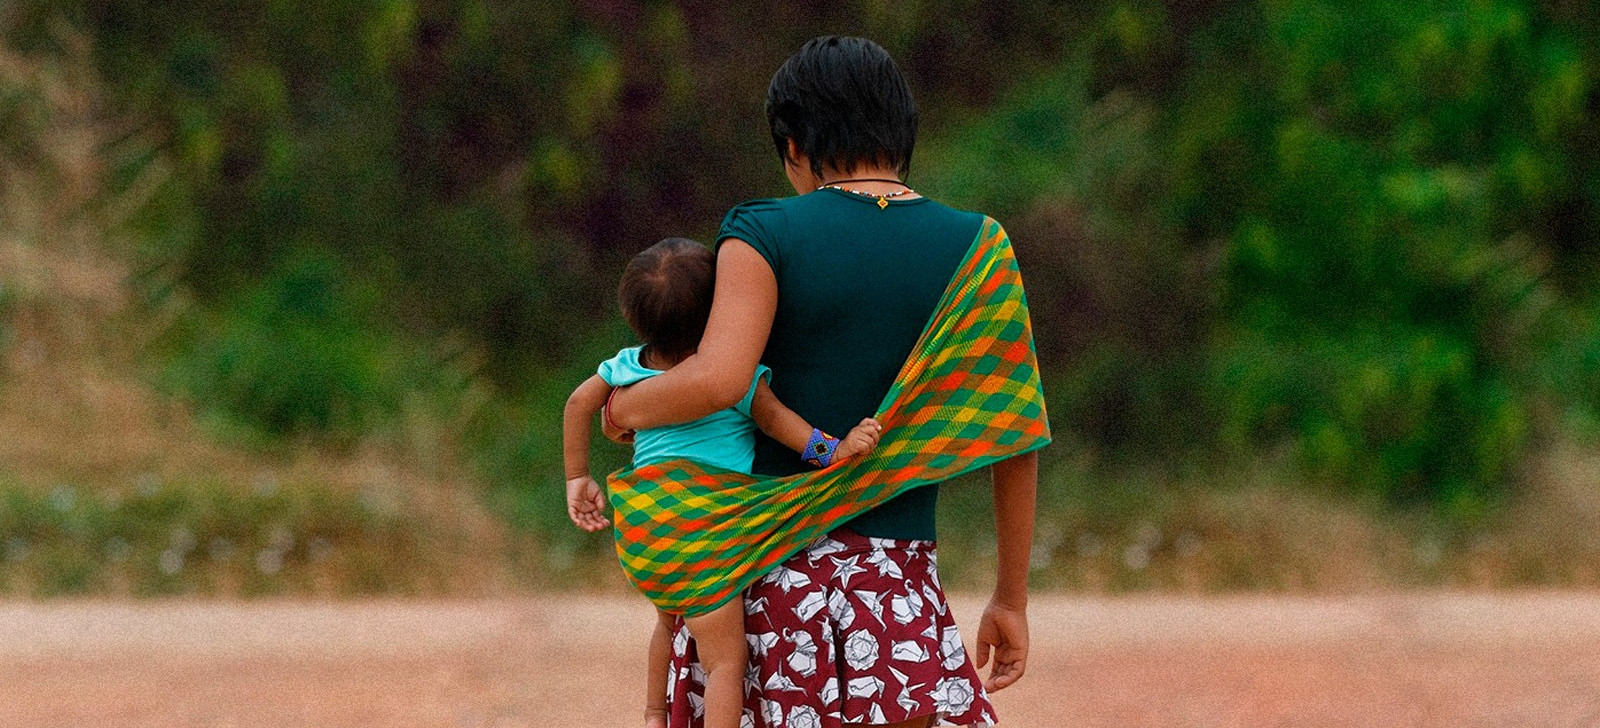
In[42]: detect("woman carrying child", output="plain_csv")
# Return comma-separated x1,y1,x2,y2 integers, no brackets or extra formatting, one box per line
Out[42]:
565,237,885,728
607,36,1039,728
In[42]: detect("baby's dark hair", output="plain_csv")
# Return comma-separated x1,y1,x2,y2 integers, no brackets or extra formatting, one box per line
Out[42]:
618,237,715,363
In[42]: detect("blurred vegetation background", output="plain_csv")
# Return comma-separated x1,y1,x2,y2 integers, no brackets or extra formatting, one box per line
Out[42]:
2,0,1599,596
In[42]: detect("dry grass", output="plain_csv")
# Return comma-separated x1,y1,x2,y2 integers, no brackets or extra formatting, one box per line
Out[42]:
931,446,1600,596
0,34,522,597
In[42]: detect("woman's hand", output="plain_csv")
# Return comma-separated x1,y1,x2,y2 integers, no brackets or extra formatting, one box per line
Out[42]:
974,597,1029,692
565,475,611,532
832,418,883,463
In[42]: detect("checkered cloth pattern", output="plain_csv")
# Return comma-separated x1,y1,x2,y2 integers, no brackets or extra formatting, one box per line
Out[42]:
608,218,1051,617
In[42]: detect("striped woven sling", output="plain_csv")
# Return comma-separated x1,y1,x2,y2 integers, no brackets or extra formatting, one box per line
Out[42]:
608,218,1051,617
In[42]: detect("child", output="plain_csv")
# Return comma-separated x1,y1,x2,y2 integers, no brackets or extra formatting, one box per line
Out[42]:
563,237,882,728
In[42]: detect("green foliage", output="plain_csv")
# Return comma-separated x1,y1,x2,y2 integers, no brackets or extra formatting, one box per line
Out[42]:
0,280,12,358
1181,2,1596,510
466,320,633,575
927,0,1600,515
161,253,440,443
6,0,1600,533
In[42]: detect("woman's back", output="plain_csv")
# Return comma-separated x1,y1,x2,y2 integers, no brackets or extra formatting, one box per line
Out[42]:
719,186,985,541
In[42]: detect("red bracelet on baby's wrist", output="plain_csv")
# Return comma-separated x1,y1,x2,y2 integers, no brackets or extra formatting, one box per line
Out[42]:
603,387,628,434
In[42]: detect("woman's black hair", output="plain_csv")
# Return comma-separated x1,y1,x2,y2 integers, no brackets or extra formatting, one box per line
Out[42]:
618,237,716,363
766,35,918,179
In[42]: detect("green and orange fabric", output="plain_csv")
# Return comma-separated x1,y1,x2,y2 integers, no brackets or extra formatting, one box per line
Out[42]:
608,218,1051,617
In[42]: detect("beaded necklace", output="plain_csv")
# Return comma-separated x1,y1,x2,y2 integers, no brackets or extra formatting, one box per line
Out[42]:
815,177,916,209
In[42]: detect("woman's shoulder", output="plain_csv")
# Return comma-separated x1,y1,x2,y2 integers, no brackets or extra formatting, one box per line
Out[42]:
725,196,793,214
718,197,791,235
717,197,797,265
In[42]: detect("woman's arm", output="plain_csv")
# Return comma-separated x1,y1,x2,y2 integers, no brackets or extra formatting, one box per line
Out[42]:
607,240,777,431
562,375,614,532
975,450,1037,692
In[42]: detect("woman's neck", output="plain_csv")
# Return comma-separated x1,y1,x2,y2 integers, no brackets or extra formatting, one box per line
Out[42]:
785,149,910,195
816,162,904,187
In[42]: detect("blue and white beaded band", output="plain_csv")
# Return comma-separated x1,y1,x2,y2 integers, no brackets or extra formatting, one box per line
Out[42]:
802,428,841,468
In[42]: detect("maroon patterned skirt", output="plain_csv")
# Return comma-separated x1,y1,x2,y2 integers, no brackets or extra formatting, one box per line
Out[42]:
665,528,997,728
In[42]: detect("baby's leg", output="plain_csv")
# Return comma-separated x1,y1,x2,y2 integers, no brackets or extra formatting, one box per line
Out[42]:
682,597,748,728
645,610,675,728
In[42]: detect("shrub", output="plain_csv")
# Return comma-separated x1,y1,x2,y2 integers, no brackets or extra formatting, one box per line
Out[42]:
162,253,434,443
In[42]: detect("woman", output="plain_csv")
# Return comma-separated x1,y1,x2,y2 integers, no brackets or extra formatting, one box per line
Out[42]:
608,35,1038,728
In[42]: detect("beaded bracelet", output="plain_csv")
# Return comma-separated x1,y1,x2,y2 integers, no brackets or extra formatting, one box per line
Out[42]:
802,428,841,468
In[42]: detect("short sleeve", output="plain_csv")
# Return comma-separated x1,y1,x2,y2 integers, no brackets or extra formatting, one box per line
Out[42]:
717,199,787,275
596,346,660,388
734,365,773,418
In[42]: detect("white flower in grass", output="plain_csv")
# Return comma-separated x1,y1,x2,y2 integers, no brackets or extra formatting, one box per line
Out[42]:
787,704,823,728
935,677,976,715
842,630,881,670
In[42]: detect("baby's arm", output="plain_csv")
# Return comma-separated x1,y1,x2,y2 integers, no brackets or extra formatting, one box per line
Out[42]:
563,374,613,532
749,381,882,465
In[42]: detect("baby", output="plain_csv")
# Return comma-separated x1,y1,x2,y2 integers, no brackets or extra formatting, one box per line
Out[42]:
563,237,881,728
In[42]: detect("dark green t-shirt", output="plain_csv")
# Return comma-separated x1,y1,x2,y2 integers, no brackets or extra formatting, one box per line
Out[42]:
717,187,987,541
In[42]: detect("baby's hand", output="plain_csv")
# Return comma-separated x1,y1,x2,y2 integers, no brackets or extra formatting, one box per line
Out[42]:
566,475,610,532
833,418,883,464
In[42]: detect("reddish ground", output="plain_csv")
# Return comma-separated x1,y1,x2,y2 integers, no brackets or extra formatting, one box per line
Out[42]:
2,592,1598,727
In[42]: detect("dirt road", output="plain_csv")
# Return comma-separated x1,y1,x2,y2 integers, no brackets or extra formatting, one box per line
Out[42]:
3,592,1599,727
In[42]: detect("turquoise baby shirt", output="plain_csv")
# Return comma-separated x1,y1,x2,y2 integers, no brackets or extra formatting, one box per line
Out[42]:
598,346,772,474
